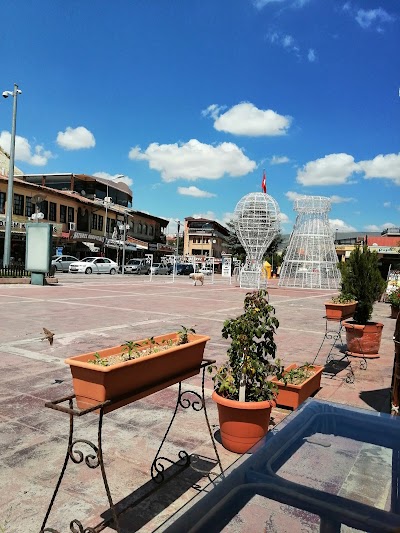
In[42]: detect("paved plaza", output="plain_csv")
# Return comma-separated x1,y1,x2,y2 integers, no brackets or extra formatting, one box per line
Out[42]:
0,274,397,532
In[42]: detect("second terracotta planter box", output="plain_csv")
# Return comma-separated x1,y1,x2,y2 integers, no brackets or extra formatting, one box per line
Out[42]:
271,364,324,409
65,332,210,412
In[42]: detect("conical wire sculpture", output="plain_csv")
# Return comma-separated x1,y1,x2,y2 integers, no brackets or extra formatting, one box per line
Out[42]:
278,196,340,289
234,192,280,289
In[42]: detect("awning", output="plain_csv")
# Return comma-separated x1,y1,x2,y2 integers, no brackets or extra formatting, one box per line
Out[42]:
83,241,100,252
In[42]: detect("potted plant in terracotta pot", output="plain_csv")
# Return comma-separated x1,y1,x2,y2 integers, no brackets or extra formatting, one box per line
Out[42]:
324,293,357,321
209,289,279,454
271,360,324,409
339,245,387,358
387,287,400,319
65,326,210,412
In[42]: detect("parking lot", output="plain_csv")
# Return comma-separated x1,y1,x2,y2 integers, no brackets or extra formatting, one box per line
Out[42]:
0,277,396,531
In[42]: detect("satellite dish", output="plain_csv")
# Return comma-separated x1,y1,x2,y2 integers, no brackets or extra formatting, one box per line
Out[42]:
81,190,86,196
32,194,47,204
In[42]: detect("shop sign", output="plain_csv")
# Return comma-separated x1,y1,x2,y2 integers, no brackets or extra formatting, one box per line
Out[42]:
369,245,400,254
0,217,62,235
157,243,175,252
70,230,105,244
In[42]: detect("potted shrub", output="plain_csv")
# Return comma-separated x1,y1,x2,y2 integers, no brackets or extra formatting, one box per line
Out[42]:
324,293,357,321
387,287,400,319
65,327,210,412
209,289,279,454
339,246,387,357
271,361,324,409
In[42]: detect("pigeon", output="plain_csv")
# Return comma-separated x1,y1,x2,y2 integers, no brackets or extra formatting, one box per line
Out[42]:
42,327,55,346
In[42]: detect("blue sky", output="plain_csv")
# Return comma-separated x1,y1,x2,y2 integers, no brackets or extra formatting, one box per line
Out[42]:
1,0,399,235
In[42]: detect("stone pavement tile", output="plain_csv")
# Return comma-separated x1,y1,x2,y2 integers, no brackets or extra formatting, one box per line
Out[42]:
0,393,47,420
0,419,50,460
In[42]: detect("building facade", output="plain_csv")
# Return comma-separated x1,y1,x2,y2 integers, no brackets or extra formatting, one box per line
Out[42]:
0,172,172,266
183,217,230,261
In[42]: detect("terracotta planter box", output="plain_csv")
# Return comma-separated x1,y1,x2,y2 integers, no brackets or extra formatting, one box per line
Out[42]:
65,332,210,412
212,391,275,454
271,364,324,409
325,301,357,321
343,320,383,358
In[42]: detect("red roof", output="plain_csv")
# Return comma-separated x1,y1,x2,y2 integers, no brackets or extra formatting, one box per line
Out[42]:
368,236,400,246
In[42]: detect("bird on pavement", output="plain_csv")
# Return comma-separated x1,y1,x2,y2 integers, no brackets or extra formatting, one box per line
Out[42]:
42,327,55,346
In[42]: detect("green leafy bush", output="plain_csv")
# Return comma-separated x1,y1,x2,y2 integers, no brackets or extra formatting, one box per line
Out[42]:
387,288,400,308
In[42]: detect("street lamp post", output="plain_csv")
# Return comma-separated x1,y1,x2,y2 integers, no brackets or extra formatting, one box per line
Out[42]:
2,83,22,267
103,174,125,257
118,213,130,275
175,220,181,256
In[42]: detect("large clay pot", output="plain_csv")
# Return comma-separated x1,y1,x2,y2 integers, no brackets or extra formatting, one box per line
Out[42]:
391,305,400,320
271,364,324,409
212,391,274,454
324,301,357,321
65,332,210,412
343,321,383,358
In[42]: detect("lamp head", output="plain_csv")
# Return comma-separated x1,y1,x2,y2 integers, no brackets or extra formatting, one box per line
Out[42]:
2,91,12,99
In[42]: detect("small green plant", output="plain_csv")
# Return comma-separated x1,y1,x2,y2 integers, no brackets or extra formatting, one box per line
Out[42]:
177,325,196,345
209,289,279,402
387,287,400,308
275,360,315,386
338,245,386,324
331,293,356,304
88,327,196,366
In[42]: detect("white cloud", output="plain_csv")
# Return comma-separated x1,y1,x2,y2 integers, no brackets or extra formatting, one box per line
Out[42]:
330,195,355,204
0,131,53,166
297,153,360,186
307,48,317,62
201,104,226,120
93,171,133,188
358,153,400,185
329,219,357,232
384,202,391,208
207,102,292,137
267,31,300,58
271,155,289,165
279,212,290,224
285,191,307,201
364,222,396,232
253,0,286,8
56,126,95,150
177,186,216,198
129,139,256,182
355,8,395,29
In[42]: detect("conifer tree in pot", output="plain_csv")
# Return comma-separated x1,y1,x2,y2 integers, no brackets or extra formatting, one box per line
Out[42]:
339,245,387,357
210,289,279,454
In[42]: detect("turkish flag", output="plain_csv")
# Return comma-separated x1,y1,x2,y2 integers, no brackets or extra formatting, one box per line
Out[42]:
262,170,266,193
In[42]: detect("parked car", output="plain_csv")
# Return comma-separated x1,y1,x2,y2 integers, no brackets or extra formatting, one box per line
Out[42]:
199,267,213,275
176,263,195,275
150,263,169,275
51,255,79,272
124,259,151,275
69,257,118,275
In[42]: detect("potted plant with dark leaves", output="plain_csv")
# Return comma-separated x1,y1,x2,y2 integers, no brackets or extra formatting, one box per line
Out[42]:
339,245,387,357
387,287,400,319
209,289,278,454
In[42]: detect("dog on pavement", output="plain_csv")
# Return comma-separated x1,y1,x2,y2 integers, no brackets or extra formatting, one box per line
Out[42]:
189,273,204,286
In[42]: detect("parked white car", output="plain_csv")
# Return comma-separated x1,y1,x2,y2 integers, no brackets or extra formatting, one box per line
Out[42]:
69,257,118,275
51,255,79,272
199,267,213,275
150,263,169,275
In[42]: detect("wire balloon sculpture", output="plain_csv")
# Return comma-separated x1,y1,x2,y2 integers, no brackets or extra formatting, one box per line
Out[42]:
278,196,340,289
234,192,280,289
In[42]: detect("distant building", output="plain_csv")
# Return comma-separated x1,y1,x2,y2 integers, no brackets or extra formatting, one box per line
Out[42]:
183,217,230,260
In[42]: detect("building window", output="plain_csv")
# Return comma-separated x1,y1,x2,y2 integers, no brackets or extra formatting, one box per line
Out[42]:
14,194,24,216
149,226,154,236
49,202,57,222
138,223,142,234
60,205,67,223
67,206,74,223
143,224,147,235
92,214,98,230
41,201,48,219
0,192,5,214
98,215,103,232
106,217,111,234
25,197,33,217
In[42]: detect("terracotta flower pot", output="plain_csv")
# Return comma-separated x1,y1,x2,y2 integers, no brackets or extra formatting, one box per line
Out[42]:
212,391,275,454
271,364,323,409
343,321,383,358
65,332,210,412
391,305,400,320
324,301,357,321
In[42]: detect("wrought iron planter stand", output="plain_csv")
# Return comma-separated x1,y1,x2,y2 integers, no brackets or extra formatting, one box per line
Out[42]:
314,317,367,384
40,359,223,533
